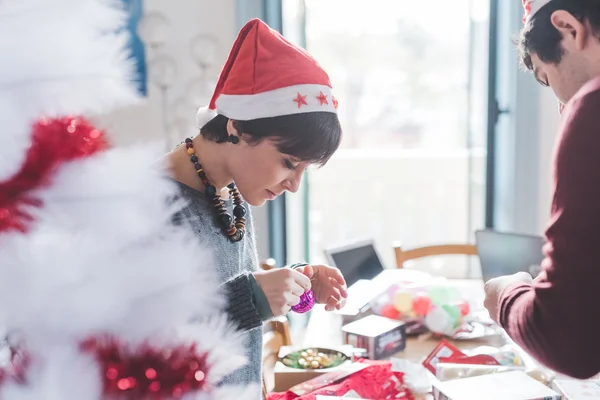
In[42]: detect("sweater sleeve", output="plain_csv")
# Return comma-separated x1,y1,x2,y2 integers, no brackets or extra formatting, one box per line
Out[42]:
497,89,600,379
221,273,263,332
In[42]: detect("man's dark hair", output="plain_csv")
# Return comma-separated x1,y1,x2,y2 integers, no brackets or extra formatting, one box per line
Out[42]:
200,112,342,166
518,0,600,73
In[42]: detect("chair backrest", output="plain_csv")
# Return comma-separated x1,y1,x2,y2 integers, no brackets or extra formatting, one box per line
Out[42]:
393,242,477,268
262,316,292,397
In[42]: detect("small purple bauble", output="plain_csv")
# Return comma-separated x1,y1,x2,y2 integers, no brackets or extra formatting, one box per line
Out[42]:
292,290,315,313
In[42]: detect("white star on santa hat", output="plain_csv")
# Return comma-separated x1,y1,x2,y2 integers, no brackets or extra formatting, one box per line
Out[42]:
196,18,337,128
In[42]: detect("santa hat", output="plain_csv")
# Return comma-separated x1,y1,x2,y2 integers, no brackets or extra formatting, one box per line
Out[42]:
196,18,338,128
522,0,553,24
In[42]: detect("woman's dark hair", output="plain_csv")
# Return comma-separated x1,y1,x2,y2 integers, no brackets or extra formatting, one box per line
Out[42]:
517,0,600,71
200,112,342,166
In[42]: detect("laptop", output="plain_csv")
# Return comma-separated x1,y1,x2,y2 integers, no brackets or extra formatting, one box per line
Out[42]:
324,240,387,312
324,240,386,288
475,229,546,282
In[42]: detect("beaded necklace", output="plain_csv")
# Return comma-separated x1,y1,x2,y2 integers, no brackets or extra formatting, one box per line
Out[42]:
184,138,246,242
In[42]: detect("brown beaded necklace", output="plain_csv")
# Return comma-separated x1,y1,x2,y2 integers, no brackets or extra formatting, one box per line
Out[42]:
184,138,246,242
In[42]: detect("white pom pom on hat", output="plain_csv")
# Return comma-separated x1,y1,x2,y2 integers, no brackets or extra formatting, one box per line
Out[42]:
196,106,218,129
195,18,338,126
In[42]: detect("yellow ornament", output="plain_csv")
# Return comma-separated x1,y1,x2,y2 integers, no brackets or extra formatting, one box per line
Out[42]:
393,291,413,314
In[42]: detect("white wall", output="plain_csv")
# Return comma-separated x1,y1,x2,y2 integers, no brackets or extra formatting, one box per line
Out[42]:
98,0,236,145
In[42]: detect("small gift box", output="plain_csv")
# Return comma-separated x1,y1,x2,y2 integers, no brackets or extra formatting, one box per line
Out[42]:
342,315,406,360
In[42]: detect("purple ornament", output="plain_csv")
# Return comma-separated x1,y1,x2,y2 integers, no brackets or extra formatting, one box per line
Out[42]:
291,290,315,313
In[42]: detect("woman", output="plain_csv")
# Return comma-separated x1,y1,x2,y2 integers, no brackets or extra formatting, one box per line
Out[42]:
166,18,348,394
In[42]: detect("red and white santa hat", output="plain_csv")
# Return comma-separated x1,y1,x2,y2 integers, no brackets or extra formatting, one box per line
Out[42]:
196,18,338,128
522,0,553,23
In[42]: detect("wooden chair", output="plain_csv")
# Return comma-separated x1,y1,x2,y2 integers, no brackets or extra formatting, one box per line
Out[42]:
259,259,293,398
393,242,477,269
262,316,292,399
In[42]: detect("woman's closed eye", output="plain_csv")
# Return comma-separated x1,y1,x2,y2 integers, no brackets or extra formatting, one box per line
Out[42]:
284,159,298,170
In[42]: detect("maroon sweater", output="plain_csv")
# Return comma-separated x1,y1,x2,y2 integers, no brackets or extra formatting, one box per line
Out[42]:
498,76,600,379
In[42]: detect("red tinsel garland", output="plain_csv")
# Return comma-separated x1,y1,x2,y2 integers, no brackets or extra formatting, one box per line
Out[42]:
80,336,211,399
0,116,110,234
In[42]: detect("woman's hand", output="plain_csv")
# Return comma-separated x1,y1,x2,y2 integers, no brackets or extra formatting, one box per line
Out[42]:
296,265,348,311
253,268,312,316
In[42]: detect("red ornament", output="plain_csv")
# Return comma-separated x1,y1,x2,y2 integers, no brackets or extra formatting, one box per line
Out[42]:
81,335,211,399
293,93,308,108
457,300,470,317
412,293,432,317
316,92,328,105
0,116,109,234
380,304,401,320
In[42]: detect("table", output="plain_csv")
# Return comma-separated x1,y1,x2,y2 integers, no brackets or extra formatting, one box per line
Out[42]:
303,279,506,358
301,279,508,398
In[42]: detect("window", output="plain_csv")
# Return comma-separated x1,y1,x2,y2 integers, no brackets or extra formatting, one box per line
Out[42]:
283,0,490,278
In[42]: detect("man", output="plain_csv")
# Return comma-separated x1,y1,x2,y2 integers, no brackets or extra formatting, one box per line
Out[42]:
484,0,600,379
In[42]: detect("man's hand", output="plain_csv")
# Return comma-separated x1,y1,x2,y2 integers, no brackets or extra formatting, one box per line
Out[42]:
296,265,348,311
253,268,312,317
484,272,533,323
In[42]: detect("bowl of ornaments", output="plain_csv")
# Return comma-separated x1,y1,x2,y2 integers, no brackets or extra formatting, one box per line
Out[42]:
280,347,349,370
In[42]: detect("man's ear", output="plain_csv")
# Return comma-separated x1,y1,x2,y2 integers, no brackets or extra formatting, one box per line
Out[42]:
550,10,588,51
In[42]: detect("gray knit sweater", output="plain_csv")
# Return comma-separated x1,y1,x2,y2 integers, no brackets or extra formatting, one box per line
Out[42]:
171,180,264,398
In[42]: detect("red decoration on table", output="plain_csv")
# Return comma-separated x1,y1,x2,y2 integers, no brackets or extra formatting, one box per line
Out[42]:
412,293,432,316
267,359,414,400
81,336,211,399
457,300,470,317
422,339,465,374
0,116,109,234
380,304,401,320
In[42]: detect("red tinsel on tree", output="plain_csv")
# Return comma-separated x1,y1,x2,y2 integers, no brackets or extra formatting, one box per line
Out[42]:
80,336,212,399
0,116,110,234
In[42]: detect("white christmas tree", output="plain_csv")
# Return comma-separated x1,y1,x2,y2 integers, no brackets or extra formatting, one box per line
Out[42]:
0,0,254,399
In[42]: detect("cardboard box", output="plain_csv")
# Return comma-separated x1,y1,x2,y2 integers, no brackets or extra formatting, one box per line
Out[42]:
273,345,354,392
432,370,561,400
552,379,600,399
342,315,406,360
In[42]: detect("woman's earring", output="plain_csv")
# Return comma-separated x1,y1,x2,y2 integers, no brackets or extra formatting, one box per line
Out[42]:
228,134,240,144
